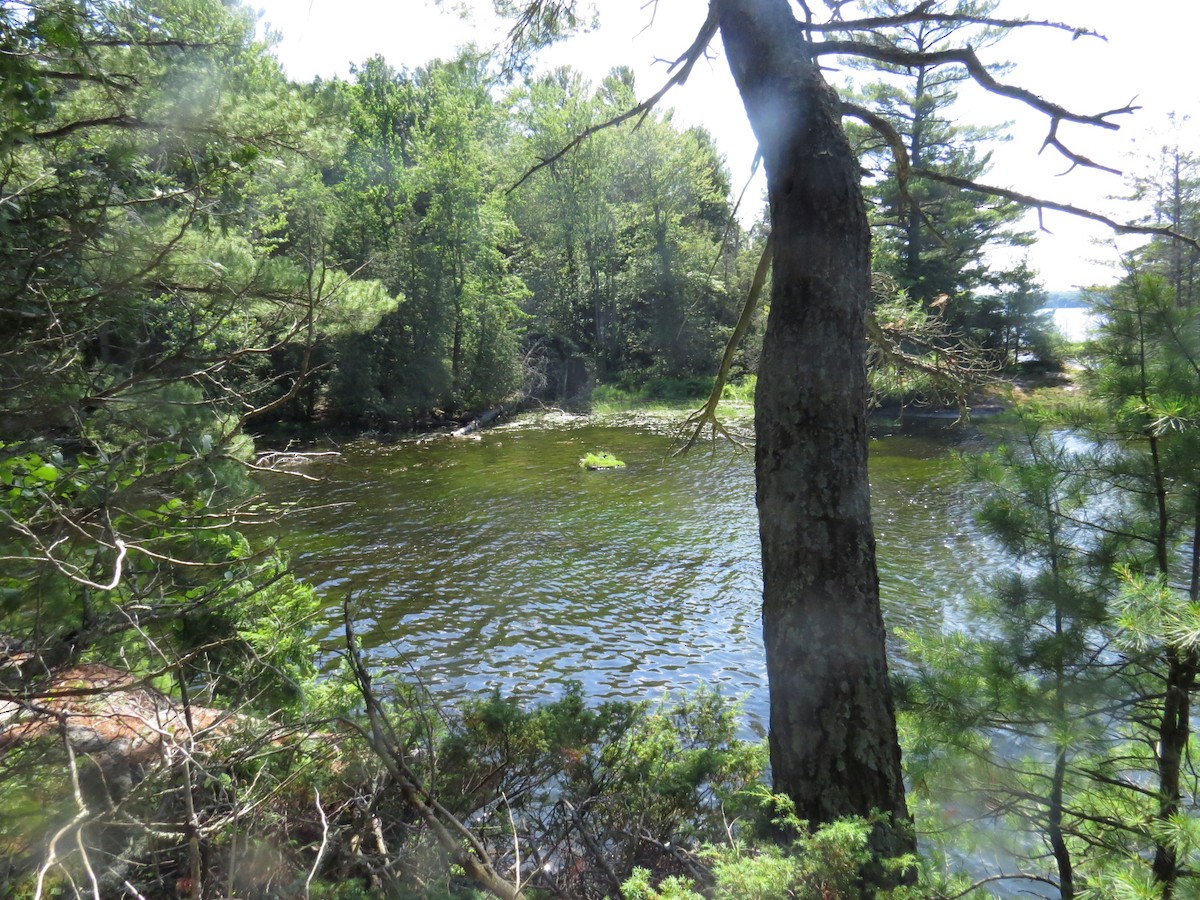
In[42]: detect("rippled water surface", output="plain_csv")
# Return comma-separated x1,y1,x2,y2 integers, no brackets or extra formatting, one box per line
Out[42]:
258,412,1006,729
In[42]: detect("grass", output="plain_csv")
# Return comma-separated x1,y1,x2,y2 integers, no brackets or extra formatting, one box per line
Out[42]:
580,451,626,470
590,375,756,418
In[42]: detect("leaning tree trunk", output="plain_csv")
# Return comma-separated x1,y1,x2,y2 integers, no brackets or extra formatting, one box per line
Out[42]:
715,0,912,859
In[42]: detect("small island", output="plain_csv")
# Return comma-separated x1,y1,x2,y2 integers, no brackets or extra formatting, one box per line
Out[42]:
579,451,626,470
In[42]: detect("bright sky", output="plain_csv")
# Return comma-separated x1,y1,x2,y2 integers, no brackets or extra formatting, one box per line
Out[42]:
255,0,1198,292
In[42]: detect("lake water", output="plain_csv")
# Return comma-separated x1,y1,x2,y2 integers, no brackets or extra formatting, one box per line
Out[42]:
257,412,1008,732
1046,306,1100,342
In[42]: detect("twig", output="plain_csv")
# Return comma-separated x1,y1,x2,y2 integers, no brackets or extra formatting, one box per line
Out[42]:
75,825,100,900
169,670,205,900
304,789,330,900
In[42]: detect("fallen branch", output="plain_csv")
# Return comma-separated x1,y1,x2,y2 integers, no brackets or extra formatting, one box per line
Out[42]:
675,233,772,455
451,393,527,438
342,604,519,900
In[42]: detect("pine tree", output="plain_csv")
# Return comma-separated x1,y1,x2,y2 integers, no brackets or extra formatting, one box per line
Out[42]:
1127,125,1200,307
847,0,1033,347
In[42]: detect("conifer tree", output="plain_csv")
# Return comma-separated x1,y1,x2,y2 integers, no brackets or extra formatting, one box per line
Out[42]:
1128,132,1200,307
847,0,1033,347
1087,270,1200,895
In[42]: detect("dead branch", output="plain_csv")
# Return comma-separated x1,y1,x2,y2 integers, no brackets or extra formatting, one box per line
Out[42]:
251,450,341,481
342,604,520,900
675,233,771,455
912,168,1200,255
510,6,718,193
816,40,1135,131
816,40,1135,174
813,8,1102,41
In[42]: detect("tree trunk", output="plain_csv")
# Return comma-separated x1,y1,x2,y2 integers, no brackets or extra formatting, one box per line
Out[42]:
715,0,912,860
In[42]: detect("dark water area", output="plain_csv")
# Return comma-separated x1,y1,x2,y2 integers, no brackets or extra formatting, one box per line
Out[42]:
256,411,1009,731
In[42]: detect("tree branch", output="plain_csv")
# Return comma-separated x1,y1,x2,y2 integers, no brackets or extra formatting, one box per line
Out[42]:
816,40,1135,130
675,232,771,455
912,168,1200,254
510,4,718,192
814,8,1102,41
342,603,519,900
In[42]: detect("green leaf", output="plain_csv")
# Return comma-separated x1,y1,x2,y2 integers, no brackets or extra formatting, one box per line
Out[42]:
31,464,58,483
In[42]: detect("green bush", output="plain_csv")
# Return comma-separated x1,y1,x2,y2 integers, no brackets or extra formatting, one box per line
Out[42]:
591,376,716,408
621,794,886,900
720,375,756,406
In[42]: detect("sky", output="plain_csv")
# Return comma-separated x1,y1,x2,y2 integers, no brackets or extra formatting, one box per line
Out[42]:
254,0,1198,291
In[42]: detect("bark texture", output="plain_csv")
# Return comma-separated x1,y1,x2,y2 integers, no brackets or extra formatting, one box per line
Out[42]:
714,0,911,850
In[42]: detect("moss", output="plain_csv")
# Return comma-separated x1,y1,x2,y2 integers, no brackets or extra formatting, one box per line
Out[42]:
580,450,626,470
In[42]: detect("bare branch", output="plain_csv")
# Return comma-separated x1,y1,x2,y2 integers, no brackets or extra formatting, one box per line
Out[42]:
343,603,519,900
1041,116,1125,176
813,8,1102,41
912,168,1200,255
304,789,330,900
939,871,1063,900
817,39,1136,174
510,5,718,192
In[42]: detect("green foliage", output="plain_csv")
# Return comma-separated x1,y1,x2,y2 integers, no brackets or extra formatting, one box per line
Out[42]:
0,0,340,683
508,67,748,397
324,52,529,425
866,283,991,407
620,792,907,900
622,868,706,900
719,375,757,407
312,681,768,897
0,3,378,892
592,376,717,408
903,267,1200,895
846,1,1044,361
1124,133,1200,308
580,450,625,469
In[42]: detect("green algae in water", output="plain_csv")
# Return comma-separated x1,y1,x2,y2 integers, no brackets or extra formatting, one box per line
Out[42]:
580,451,626,470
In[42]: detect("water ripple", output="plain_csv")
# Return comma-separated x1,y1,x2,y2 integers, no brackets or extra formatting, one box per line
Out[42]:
259,417,1000,723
